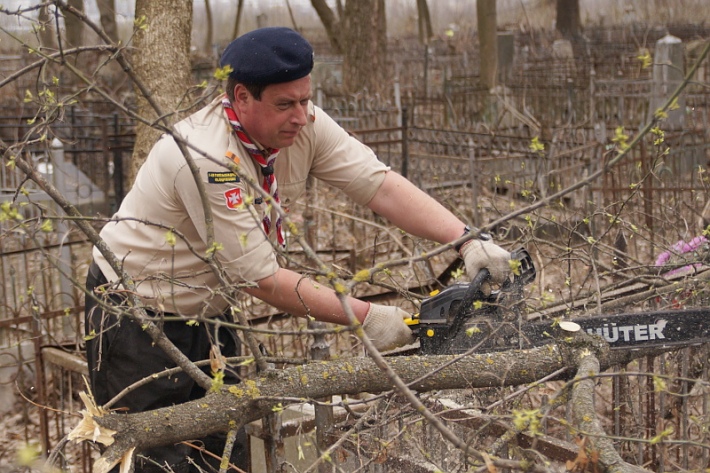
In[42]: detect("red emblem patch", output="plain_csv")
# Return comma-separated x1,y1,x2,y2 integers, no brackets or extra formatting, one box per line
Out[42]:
224,188,243,209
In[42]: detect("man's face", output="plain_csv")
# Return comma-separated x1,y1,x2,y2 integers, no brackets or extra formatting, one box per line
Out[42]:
233,75,312,150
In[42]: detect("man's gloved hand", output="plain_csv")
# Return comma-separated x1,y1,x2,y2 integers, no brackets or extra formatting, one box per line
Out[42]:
362,303,416,351
460,238,512,284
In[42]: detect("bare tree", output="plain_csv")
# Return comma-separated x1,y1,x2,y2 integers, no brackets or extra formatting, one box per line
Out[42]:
556,0,581,40
230,0,245,40
285,0,299,30
96,0,118,42
61,0,85,48
342,0,387,95
130,0,194,182
477,0,498,91
1,3,710,473
310,0,344,54
203,0,214,55
417,0,433,45
309,0,387,93
37,3,57,50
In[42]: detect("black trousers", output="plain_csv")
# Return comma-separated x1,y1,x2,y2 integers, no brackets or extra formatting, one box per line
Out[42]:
85,261,249,472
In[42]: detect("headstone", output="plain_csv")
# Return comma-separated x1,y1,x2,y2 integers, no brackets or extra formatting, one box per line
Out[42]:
552,38,576,83
497,31,515,84
649,34,685,130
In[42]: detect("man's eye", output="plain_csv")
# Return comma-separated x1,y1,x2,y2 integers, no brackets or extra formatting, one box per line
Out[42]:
300,99,309,106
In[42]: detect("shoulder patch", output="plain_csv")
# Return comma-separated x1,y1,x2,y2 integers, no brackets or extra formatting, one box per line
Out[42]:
224,188,243,210
208,172,240,184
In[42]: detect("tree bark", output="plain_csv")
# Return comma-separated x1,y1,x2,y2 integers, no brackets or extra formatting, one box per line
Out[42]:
203,0,213,56
556,0,581,40
230,0,245,39
477,0,497,91
342,0,387,95
74,336,676,472
37,4,57,51
285,0,298,30
62,0,85,48
416,0,433,45
309,0,343,54
96,0,118,42
570,351,654,473
89,346,565,469
130,0,193,184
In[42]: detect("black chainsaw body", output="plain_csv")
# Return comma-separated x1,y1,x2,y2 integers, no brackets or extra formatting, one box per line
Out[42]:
416,248,535,355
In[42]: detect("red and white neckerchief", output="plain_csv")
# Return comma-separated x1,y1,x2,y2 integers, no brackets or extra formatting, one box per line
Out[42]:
222,98,285,246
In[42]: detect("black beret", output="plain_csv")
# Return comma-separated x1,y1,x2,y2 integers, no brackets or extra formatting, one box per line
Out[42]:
220,27,314,84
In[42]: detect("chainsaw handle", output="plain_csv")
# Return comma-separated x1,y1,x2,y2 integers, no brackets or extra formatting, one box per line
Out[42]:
446,249,535,344
447,268,490,339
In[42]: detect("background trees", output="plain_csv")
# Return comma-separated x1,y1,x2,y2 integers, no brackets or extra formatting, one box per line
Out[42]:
0,1,709,472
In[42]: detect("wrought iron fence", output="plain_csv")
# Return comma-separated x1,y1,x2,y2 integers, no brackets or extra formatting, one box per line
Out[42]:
1,27,710,470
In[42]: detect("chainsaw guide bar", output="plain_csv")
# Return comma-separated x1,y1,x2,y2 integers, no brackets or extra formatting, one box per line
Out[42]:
407,248,710,355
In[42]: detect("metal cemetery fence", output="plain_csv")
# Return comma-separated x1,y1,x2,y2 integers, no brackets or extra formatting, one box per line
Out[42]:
2,105,709,470
1,25,710,470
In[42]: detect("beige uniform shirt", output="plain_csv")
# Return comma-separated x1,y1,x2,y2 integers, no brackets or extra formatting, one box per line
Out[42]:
93,95,388,316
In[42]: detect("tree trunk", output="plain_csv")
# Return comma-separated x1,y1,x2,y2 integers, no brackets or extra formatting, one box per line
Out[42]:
416,0,433,45
130,0,193,184
96,0,118,42
203,0,213,55
556,0,581,40
342,0,387,95
230,0,245,40
62,0,85,48
285,0,298,30
477,0,497,91
37,4,57,51
310,0,344,54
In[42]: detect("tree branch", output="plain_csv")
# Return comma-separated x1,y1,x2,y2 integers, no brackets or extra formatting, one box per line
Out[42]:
73,334,680,472
569,351,654,473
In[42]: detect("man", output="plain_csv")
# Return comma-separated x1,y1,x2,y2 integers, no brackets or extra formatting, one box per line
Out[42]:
85,27,511,472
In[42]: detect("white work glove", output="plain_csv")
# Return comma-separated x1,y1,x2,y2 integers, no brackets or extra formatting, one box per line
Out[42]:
362,303,416,351
460,238,512,284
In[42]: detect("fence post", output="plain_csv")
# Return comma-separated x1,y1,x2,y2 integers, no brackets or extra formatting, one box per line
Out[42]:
309,320,334,472
468,138,480,226
394,80,402,128
112,112,125,211
401,106,409,179
50,138,77,336
304,176,334,472
423,44,430,98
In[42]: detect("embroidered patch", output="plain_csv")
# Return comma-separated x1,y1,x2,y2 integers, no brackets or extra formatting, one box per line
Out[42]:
225,150,240,164
224,188,243,210
207,172,239,184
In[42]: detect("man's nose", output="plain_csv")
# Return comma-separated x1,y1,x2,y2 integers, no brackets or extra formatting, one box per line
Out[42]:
292,104,308,126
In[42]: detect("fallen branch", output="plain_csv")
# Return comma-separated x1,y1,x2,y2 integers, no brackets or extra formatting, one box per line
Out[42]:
569,349,653,473
68,333,679,472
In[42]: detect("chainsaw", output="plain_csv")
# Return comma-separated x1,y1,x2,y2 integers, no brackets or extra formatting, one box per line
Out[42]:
406,248,710,355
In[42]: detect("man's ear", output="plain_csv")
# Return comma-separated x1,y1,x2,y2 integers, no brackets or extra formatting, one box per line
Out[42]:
233,84,250,107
